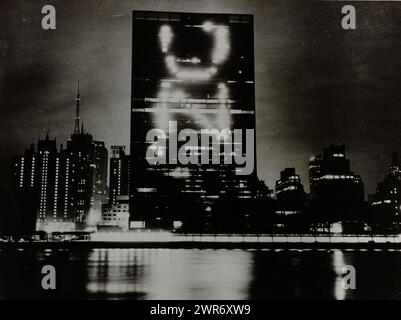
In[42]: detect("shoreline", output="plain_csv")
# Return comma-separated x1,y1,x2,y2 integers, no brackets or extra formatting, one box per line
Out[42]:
1,240,401,250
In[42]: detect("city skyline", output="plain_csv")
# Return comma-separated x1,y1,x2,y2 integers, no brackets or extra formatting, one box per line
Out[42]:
3,0,401,196
7,81,400,199
12,87,401,234
8,82,398,190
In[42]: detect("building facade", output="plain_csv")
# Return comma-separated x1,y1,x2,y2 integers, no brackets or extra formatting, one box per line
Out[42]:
371,152,401,230
109,146,130,206
93,140,108,200
99,195,130,231
13,133,75,232
308,145,365,222
275,167,306,216
66,128,95,225
130,11,258,230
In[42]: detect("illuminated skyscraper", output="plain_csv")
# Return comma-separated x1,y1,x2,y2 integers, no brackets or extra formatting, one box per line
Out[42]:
109,146,130,205
93,140,108,202
99,146,130,231
308,145,364,222
130,11,257,229
275,168,306,216
12,144,38,233
371,152,401,230
13,133,76,232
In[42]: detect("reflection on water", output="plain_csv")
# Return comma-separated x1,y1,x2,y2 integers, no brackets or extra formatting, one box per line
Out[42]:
332,250,347,300
87,249,252,299
1,248,401,299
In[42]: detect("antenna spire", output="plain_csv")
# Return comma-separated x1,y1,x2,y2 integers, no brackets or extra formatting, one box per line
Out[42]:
73,81,80,134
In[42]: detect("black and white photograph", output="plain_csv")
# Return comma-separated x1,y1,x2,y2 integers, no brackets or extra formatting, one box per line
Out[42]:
2,0,401,309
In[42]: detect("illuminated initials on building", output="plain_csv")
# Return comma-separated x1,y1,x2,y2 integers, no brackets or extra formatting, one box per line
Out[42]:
156,22,231,132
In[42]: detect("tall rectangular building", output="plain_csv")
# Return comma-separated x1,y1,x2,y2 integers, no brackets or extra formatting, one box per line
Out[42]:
93,140,108,200
308,145,365,222
109,146,131,205
131,11,257,229
13,134,76,232
13,144,40,233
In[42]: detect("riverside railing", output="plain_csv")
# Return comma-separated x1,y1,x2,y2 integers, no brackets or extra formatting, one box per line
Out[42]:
89,232,401,244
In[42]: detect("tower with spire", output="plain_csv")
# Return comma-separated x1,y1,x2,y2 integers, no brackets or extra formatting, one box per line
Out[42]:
11,81,108,232
66,81,108,226
68,81,95,224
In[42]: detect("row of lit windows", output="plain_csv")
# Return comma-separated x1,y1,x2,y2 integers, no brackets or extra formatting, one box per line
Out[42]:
39,157,49,214
103,217,126,221
30,160,35,187
319,174,358,180
276,176,300,187
276,186,297,194
19,158,25,187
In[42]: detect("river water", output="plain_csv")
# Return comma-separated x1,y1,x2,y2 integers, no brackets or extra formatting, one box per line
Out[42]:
0,248,400,299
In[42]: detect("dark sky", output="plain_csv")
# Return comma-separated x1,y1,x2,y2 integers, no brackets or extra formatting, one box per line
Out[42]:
1,0,401,195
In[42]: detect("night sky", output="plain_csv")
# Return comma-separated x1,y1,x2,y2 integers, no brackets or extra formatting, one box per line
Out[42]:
2,0,401,196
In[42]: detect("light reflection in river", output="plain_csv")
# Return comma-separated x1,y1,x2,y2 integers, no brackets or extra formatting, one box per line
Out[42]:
86,249,252,299
1,248,401,299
